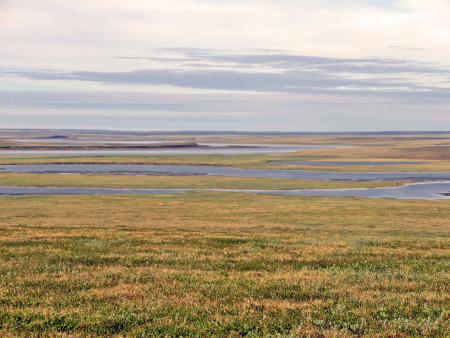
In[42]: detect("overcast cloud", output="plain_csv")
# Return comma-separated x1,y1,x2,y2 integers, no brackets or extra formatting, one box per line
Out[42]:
1,0,449,131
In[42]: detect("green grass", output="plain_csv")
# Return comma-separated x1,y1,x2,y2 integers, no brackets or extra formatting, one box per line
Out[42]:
0,152,449,172
0,193,449,336
0,173,404,190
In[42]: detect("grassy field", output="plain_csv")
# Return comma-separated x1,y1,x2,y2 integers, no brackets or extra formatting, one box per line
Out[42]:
0,152,449,172
0,132,449,336
0,173,403,190
0,192,449,336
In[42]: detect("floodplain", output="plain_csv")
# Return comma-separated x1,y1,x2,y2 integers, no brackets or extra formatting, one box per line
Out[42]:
0,131,449,336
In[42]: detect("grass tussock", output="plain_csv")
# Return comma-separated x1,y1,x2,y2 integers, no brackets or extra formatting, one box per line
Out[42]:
0,192,449,336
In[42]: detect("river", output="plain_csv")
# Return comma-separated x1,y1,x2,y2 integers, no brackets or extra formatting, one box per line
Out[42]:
0,182,449,199
3,164,450,181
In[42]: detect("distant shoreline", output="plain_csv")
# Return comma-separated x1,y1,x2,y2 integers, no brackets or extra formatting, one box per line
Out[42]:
1,128,449,136
0,143,203,151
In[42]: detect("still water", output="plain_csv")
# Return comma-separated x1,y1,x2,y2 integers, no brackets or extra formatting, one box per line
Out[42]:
3,164,450,181
0,182,449,199
1,164,450,199
0,144,336,156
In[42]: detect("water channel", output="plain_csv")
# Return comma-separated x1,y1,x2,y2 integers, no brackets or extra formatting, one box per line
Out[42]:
0,182,449,199
1,164,450,199
3,164,450,181
0,144,336,156
1,142,449,199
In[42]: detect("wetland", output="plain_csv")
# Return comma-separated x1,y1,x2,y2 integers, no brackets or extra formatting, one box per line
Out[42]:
0,130,449,336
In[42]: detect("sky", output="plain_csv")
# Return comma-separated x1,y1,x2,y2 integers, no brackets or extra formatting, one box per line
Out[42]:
1,0,449,132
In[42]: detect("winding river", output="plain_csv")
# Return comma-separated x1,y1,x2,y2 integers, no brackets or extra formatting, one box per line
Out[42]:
1,164,450,199
0,182,449,199
3,164,450,181
1,142,449,199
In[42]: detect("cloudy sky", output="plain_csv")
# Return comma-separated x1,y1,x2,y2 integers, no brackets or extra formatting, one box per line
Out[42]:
1,0,449,131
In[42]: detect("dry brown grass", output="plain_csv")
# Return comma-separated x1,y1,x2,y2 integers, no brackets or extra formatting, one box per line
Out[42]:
0,192,448,335
0,132,448,336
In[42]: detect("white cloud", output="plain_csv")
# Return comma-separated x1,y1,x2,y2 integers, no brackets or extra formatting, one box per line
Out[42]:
2,0,450,70
0,0,449,130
